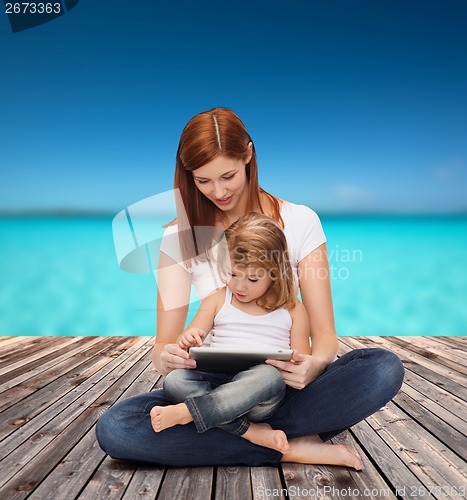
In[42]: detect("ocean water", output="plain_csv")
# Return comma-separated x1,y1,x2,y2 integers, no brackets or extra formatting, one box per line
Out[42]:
0,215,466,336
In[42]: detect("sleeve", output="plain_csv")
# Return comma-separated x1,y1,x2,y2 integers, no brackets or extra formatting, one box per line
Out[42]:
159,224,189,271
296,205,327,262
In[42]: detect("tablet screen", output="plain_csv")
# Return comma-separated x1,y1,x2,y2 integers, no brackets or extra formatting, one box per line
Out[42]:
189,347,293,373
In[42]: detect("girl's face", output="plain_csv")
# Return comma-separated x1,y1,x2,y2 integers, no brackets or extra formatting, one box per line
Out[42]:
226,262,272,305
192,155,249,216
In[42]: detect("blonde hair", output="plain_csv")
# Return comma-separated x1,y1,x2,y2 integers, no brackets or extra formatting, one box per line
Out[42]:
218,213,296,312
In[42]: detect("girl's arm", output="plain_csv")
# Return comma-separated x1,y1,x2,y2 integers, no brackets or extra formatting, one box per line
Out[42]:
177,288,224,347
289,301,311,355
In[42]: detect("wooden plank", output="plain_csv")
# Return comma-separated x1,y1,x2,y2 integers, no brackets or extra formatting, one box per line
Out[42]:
0,337,135,440
342,336,467,397
0,335,58,356
76,456,139,500
215,466,252,500
0,338,107,411
77,361,161,499
366,402,467,493
383,337,467,376
393,391,467,461
120,464,165,499
0,338,151,467
400,337,467,365
350,418,433,500
0,337,103,394
400,383,467,438
402,367,466,423
432,336,466,350
0,340,153,498
79,360,167,499
30,425,107,499
0,336,19,344
282,462,361,500
156,467,213,499
359,335,467,376
0,336,464,500
0,370,153,499
0,336,40,350
0,337,108,385
331,431,397,499
0,336,64,368
28,360,159,499
338,337,467,421
280,432,369,499
0,338,152,459
339,336,467,425
0,337,87,379
251,467,283,499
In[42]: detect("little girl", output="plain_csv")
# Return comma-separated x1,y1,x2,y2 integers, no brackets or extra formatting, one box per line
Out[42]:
151,214,361,467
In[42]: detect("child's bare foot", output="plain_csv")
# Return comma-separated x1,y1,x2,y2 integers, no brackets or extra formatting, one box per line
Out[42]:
242,423,290,454
150,403,193,432
281,435,363,470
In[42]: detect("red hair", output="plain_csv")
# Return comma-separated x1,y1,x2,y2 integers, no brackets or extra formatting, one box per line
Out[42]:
174,108,283,261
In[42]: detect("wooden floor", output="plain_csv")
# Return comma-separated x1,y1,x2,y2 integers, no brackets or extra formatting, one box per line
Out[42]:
0,336,465,500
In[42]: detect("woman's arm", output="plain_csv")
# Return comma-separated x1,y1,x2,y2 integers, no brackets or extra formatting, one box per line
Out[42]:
298,242,338,367
289,301,311,355
152,251,194,375
153,251,224,374
267,243,338,389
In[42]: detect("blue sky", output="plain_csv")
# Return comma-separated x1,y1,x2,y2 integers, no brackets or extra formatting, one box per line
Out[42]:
1,0,466,213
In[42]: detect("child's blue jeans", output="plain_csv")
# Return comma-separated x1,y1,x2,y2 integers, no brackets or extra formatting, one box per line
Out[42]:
163,364,286,435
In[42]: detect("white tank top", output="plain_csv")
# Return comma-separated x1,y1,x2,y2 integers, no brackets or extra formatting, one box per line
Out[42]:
208,288,292,349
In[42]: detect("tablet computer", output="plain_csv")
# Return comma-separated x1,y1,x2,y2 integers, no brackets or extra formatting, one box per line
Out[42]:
189,347,293,373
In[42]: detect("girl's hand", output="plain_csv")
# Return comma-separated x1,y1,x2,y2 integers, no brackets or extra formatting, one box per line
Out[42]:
266,351,329,390
159,343,197,374
177,328,207,350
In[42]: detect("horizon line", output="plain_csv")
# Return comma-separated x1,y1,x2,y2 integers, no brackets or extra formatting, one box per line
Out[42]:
1,207,466,218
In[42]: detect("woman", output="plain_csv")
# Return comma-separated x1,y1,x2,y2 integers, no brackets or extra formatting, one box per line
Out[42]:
96,108,404,466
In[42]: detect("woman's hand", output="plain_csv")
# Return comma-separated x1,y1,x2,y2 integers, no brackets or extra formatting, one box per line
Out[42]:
159,343,197,375
177,328,207,350
266,351,330,390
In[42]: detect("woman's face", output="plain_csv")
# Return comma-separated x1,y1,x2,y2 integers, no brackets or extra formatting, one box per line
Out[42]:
192,156,249,215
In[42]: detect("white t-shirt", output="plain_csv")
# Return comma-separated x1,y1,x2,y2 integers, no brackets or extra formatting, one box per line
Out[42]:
160,200,326,301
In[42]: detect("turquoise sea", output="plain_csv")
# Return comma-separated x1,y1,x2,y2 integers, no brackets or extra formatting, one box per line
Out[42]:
1,215,466,336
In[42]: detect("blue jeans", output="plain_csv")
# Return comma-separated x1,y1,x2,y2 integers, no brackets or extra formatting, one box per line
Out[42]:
96,348,404,466
164,364,285,435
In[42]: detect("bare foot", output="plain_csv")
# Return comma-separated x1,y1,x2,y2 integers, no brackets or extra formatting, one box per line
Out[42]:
281,435,363,470
242,423,290,454
150,403,193,432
